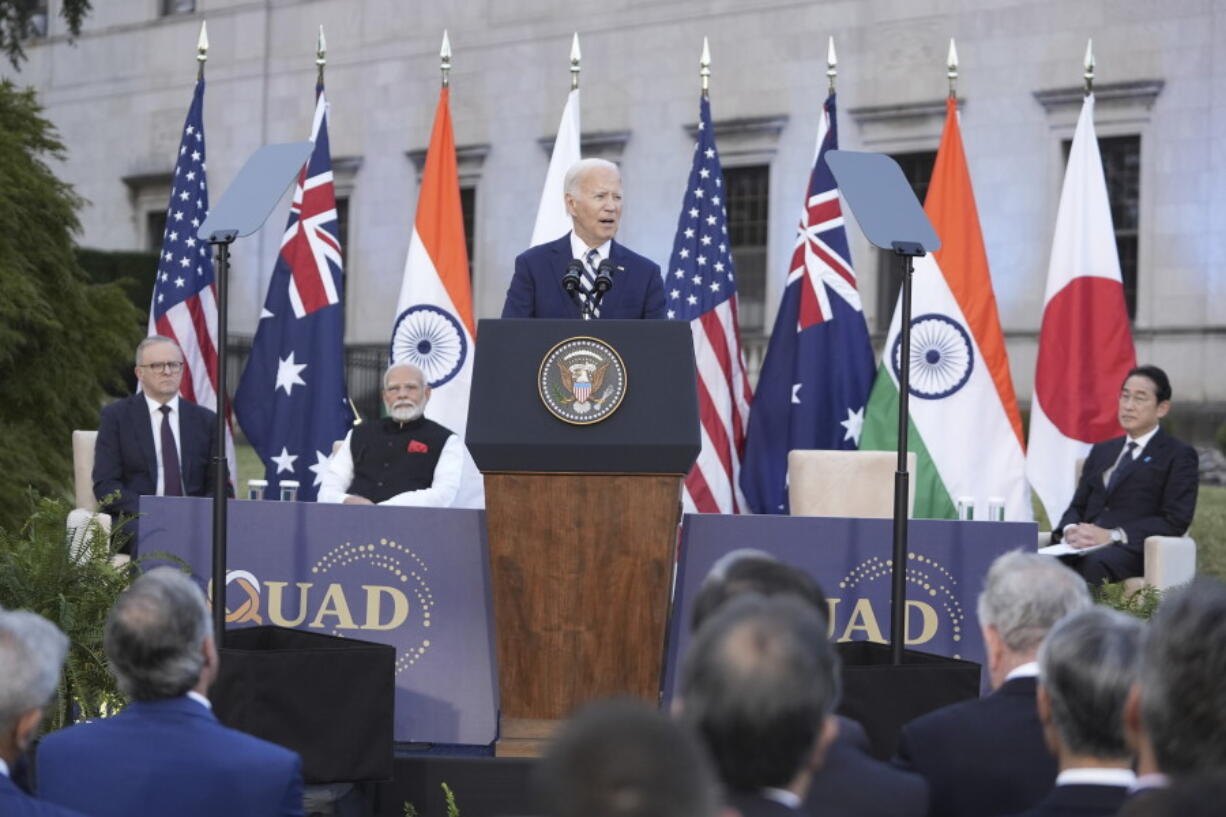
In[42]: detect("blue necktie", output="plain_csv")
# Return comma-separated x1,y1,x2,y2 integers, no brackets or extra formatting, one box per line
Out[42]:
1106,441,1138,494
584,248,601,319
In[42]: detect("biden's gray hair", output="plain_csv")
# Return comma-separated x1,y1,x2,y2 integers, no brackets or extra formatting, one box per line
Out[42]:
1140,579,1226,776
1039,606,1142,759
563,158,620,198
105,567,212,701
0,610,69,731
976,551,1091,654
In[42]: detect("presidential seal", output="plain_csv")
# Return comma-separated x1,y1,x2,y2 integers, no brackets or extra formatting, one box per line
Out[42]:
538,337,628,425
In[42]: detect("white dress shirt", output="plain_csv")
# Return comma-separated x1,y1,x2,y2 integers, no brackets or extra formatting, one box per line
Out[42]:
1055,768,1136,787
144,393,181,497
318,425,464,508
569,231,612,265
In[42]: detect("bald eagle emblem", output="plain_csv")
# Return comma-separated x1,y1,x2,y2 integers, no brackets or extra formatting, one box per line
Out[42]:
538,337,628,425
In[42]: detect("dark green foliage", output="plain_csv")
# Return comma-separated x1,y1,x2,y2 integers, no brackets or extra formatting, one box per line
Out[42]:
1093,580,1164,621
0,80,142,530
0,0,92,68
1217,419,1226,457
77,247,160,312
0,495,133,730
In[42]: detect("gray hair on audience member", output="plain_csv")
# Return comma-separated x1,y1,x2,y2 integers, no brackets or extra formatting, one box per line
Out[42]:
105,568,211,701
0,610,69,731
535,698,721,817
976,551,1091,654
563,158,620,197
1140,578,1226,776
1038,606,1142,759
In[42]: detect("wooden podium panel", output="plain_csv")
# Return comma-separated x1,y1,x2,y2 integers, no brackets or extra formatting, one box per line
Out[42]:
484,472,682,724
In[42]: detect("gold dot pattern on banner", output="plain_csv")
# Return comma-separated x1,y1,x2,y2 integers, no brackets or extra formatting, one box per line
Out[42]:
309,538,437,674
839,556,967,644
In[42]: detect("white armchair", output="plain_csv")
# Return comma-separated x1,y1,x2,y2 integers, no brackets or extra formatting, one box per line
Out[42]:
787,450,917,518
68,430,116,562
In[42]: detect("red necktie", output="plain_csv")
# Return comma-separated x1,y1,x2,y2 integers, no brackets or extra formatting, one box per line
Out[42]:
159,405,183,496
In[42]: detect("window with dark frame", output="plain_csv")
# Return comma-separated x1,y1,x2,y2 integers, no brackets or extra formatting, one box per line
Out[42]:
1063,134,1140,320
147,210,168,253
28,1,48,38
875,150,937,331
723,164,770,334
161,0,196,15
460,185,476,281
335,195,350,302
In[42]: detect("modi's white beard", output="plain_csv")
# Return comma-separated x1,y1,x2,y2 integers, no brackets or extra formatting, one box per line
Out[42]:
390,402,424,422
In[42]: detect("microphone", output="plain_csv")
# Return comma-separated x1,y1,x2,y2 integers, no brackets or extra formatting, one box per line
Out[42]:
593,258,615,298
562,259,585,294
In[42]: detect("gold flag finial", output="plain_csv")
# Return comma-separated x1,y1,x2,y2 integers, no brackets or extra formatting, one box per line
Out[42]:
440,29,452,88
569,32,581,90
826,35,837,94
196,21,208,79
1083,38,1095,96
700,37,711,96
946,37,959,98
316,25,327,84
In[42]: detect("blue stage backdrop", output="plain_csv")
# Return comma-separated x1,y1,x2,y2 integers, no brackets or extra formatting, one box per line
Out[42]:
139,497,499,746
661,514,1038,702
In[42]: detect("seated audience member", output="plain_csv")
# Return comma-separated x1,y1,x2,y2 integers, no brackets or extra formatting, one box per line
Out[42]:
1011,607,1142,817
0,611,87,817
37,568,303,817
689,551,928,817
893,551,1091,817
319,363,462,507
534,698,722,817
679,594,840,817
1051,365,1199,584
1121,578,1226,800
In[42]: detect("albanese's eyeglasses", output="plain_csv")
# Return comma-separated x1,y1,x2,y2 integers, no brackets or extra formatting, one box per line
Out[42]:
141,361,184,373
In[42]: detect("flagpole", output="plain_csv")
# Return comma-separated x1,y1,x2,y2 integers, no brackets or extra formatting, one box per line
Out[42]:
826,35,836,95
440,29,451,88
1083,38,1094,97
317,25,326,86
570,31,581,90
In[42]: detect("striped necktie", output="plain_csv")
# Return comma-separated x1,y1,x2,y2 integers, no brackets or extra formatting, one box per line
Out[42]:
584,248,601,319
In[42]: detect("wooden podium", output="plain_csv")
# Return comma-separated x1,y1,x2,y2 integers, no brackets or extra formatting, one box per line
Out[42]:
468,319,700,755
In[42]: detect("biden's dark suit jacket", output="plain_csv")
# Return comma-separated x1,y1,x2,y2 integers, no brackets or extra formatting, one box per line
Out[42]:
37,696,303,817
1010,782,1129,817
0,774,87,817
501,234,667,319
894,676,1056,817
1052,428,1199,582
92,393,220,517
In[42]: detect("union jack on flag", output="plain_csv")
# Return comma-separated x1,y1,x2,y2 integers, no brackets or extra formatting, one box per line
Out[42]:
149,77,236,483
234,85,350,502
669,95,753,515
740,93,876,514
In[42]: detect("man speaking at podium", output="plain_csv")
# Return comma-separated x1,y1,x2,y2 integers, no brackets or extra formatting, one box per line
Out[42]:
501,158,666,320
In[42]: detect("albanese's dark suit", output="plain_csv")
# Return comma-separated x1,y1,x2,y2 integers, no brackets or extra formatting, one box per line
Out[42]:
92,393,220,517
893,676,1056,817
1052,428,1199,582
1010,782,1129,817
37,696,303,817
501,233,667,319
0,774,87,817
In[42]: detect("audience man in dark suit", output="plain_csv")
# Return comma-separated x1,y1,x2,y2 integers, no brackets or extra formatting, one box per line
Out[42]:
1121,578,1226,801
893,551,1090,817
678,594,840,817
1051,364,1199,583
0,611,87,817
37,568,303,817
535,698,722,817
502,158,666,320
1012,607,1142,817
93,336,222,549
688,550,928,817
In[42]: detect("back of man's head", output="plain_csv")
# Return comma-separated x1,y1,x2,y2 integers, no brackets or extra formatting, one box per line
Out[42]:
1140,578,1226,776
1039,606,1142,761
105,568,211,701
0,610,68,735
977,551,1091,657
689,553,828,634
680,593,838,793
534,698,719,817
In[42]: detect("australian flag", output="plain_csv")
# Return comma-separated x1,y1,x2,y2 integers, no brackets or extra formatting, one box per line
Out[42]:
739,93,876,514
234,85,350,501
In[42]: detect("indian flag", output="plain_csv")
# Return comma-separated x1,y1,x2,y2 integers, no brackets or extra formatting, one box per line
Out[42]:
390,84,484,508
860,97,1029,521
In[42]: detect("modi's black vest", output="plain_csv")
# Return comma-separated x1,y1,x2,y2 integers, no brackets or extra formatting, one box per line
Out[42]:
348,417,452,504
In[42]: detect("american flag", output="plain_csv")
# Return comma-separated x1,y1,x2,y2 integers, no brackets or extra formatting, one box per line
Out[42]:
668,95,753,514
149,77,236,483
740,93,875,513
233,86,350,501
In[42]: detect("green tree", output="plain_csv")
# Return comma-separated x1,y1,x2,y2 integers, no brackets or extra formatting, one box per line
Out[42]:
0,79,140,530
0,0,92,68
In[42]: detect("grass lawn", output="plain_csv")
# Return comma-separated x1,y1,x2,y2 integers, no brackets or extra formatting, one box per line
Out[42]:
236,441,1226,581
